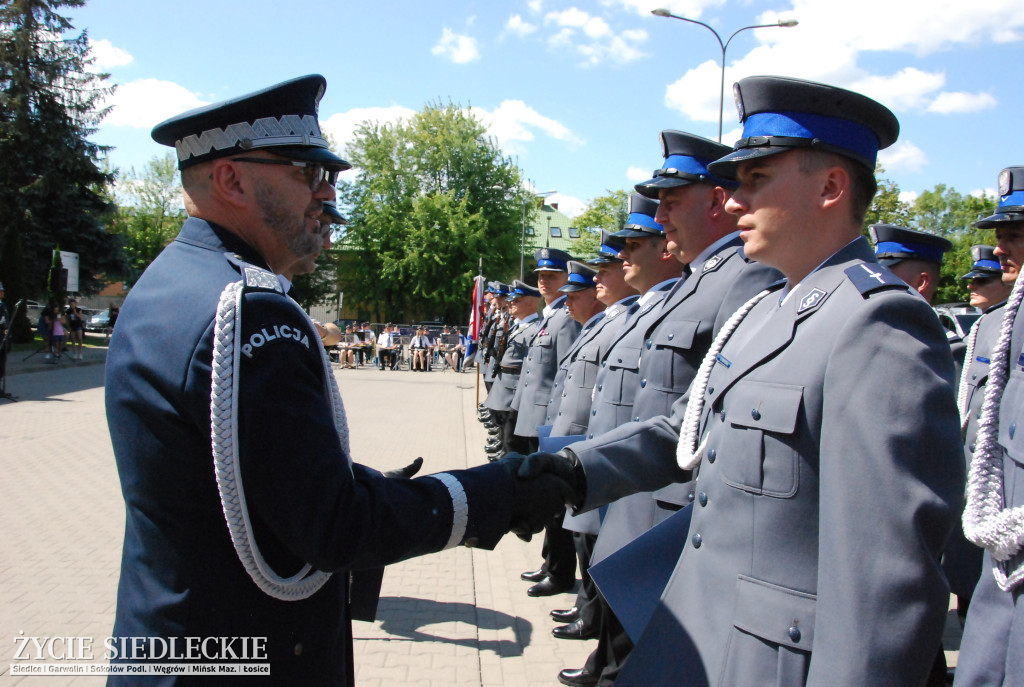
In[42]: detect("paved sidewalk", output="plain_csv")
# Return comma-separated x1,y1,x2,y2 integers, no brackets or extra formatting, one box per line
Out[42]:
0,360,592,685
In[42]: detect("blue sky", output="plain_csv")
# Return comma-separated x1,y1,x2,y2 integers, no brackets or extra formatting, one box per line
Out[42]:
72,0,1023,217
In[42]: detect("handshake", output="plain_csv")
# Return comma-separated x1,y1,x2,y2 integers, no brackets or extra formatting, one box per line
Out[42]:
497,451,586,541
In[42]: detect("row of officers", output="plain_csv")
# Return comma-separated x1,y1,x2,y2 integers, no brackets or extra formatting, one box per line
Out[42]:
474,85,1024,687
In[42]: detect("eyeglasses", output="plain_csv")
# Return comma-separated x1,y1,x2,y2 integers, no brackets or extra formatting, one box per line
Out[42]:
231,157,339,191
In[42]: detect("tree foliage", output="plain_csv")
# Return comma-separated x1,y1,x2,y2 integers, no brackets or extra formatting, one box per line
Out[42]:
571,189,629,257
108,153,186,284
337,101,527,324
0,0,123,341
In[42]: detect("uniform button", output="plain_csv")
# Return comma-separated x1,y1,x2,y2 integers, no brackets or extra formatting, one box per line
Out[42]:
687,491,695,502
751,409,761,420
698,492,707,507
646,339,652,349
707,448,716,463
708,386,714,394
969,443,975,452
1013,423,1018,439
602,361,607,367
598,384,603,391
787,626,801,643
640,378,647,388
554,382,559,388
294,643,303,656
972,373,978,380
561,393,566,398
588,433,594,439
691,533,702,548
592,409,597,416
720,410,726,422
633,416,640,422
668,333,674,340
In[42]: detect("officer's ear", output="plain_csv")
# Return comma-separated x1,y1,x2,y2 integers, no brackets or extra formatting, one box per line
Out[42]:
209,158,249,209
818,162,850,213
707,185,731,220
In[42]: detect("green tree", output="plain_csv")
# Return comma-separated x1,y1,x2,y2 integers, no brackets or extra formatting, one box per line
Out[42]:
0,0,124,341
338,101,527,323
572,189,629,256
864,165,912,231
109,153,186,284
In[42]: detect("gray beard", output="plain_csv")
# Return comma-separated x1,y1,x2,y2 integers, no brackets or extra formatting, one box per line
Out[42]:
253,179,321,263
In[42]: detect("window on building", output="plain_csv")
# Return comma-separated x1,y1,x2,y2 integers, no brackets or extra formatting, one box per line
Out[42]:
568,227,580,238
526,227,535,236
550,226,562,238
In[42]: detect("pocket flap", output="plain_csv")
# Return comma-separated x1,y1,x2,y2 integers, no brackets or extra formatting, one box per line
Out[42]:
577,347,598,362
725,381,803,434
651,319,699,351
608,344,641,371
733,575,816,650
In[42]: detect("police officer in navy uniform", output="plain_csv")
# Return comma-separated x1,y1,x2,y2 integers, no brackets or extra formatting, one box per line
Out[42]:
962,244,1011,312
519,76,963,686
104,75,571,686
955,166,1024,686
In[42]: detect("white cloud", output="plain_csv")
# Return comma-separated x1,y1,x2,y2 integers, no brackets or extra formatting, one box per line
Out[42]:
970,188,997,200
548,192,587,218
431,28,480,64
608,0,725,19
89,39,133,70
927,91,998,114
476,100,584,151
103,79,208,128
528,0,544,12
627,165,651,181
543,7,647,65
661,0,1024,123
898,190,919,204
506,14,537,36
878,141,927,174
321,106,416,157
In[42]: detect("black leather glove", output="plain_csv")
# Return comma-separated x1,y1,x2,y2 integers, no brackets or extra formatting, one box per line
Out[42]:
518,450,585,507
383,457,423,479
497,452,579,542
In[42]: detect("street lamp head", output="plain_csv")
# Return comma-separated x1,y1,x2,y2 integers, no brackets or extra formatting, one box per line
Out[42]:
651,8,672,17
778,19,799,28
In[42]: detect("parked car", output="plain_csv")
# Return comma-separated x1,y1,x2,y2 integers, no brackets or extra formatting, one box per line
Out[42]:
934,303,981,339
86,311,111,332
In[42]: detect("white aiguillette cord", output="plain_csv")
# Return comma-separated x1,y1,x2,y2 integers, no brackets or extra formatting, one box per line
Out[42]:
964,272,1024,591
211,281,351,600
676,288,771,470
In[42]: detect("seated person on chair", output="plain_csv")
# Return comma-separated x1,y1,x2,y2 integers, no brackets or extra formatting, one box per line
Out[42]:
410,327,433,371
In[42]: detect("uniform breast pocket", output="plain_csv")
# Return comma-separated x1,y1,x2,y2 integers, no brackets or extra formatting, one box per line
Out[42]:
999,375,1024,466
719,381,803,498
575,348,600,389
535,333,555,363
721,575,815,687
650,320,701,393
607,344,641,405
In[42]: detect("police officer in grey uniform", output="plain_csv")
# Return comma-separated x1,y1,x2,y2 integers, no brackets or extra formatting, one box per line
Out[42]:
956,166,1024,686
555,133,781,687
104,75,570,685
484,280,543,456
521,76,964,687
946,245,1013,627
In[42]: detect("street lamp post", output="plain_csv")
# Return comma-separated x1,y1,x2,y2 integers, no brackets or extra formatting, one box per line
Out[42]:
651,9,797,143
521,189,557,280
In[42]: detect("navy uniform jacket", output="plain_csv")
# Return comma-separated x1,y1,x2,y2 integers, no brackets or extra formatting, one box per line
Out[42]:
956,295,1024,686
106,218,514,686
484,313,541,413
512,295,581,437
577,242,781,565
582,238,962,687
546,297,638,436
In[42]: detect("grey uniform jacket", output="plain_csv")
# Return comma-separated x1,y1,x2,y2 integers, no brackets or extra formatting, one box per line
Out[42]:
582,238,963,687
579,243,781,565
484,314,541,412
956,297,1024,687
512,295,582,437
546,297,638,436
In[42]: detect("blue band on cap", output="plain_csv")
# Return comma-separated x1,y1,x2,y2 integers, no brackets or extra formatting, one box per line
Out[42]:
976,258,1001,270
599,243,621,255
875,240,946,264
742,111,880,167
567,272,594,285
624,212,663,233
999,189,1024,212
537,258,567,270
662,154,712,177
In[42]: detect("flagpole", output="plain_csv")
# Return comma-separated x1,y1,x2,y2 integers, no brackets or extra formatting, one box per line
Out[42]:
475,258,483,408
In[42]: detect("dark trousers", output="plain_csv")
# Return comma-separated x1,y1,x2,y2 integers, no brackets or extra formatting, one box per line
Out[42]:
503,411,530,455
573,532,602,630
583,597,633,687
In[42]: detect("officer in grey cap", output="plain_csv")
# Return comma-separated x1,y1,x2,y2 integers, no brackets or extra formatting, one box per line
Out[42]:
105,75,570,684
962,244,1011,311
518,76,963,686
956,165,1024,686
